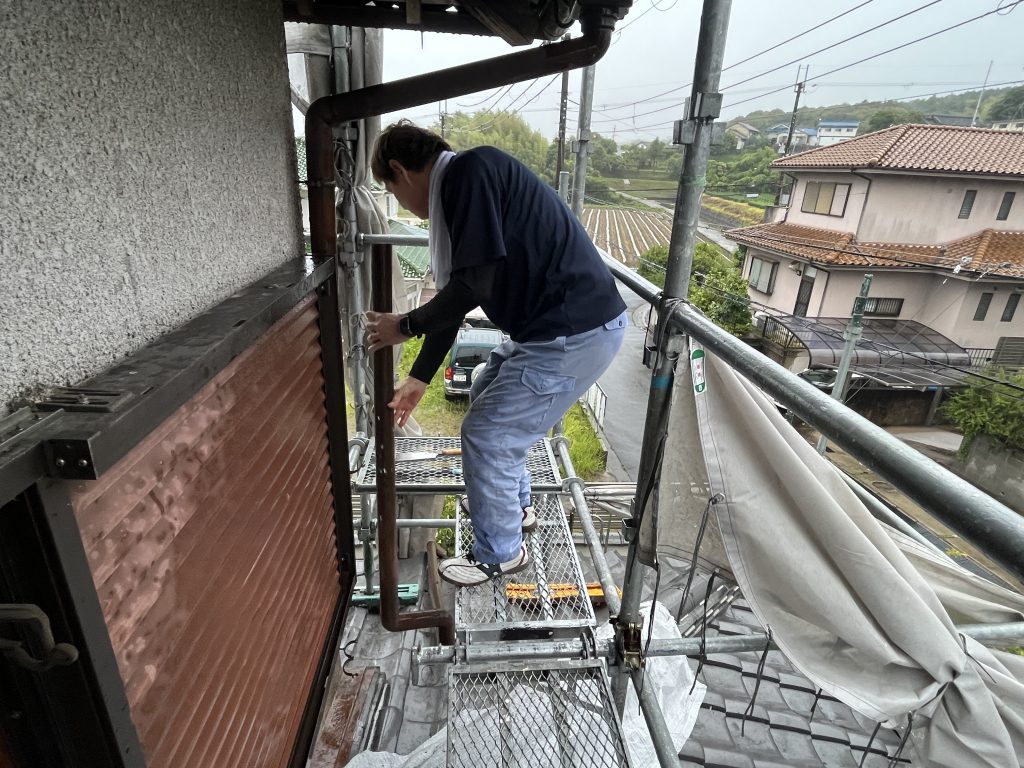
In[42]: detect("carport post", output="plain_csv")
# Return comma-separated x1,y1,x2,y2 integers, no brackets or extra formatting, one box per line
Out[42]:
817,274,872,454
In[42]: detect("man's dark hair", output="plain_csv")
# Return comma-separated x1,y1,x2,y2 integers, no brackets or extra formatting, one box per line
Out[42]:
372,120,452,182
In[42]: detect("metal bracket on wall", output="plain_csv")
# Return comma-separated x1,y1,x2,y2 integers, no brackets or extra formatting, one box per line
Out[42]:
0,604,79,672
35,388,133,414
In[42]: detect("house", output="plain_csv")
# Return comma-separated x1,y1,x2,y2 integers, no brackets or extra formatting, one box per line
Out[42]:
726,119,759,149
772,125,817,153
992,119,1024,132
728,124,1024,379
926,114,986,128
815,119,859,146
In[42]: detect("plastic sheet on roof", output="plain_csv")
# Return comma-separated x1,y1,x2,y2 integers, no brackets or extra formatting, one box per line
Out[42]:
651,337,1024,767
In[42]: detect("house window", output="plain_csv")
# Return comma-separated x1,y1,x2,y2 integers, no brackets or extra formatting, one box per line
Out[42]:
1002,293,1021,322
862,297,904,317
959,189,977,219
974,292,993,321
997,191,1016,221
801,181,851,216
748,256,778,294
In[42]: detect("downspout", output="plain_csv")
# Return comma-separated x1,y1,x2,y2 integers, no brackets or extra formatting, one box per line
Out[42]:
309,13,615,638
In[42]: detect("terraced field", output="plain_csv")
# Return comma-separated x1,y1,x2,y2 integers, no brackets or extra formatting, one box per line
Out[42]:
582,207,674,266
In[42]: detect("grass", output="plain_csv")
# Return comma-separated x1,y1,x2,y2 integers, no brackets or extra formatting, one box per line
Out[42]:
396,337,468,435
701,195,764,227
564,402,607,480
396,337,608,482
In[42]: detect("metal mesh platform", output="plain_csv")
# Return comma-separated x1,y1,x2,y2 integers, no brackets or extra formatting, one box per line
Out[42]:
455,495,595,634
447,660,631,768
354,436,562,493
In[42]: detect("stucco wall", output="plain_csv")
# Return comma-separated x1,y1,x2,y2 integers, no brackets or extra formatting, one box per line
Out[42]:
1,0,302,414
858,175,1024,243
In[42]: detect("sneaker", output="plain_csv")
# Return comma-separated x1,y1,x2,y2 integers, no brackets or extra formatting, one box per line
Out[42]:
460,496,538,533
438,544,531,587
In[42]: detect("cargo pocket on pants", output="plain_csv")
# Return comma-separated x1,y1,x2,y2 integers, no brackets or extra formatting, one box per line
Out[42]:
519,367,577,433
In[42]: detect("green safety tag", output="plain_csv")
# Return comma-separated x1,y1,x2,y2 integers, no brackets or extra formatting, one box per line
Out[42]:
691,348,706,394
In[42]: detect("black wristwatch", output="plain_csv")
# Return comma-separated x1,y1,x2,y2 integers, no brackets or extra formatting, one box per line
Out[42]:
399,313,418,338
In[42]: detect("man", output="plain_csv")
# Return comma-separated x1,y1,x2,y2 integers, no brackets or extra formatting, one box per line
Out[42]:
365,120,626,587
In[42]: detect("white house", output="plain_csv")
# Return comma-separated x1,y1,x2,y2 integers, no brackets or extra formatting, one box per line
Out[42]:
728,124,1024,368
815,119,860,146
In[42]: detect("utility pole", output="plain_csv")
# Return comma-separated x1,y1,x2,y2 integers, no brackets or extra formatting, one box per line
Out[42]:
775,64,807,204
571,64,596,218
440,99,447,139
971,60,993,127
610,0,732,730
817,274,873,454
555,35,571,184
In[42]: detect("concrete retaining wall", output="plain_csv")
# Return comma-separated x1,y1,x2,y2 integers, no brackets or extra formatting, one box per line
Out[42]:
961,435,1024,515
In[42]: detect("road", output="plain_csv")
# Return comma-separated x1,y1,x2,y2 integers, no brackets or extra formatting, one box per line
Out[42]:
596,283,653,482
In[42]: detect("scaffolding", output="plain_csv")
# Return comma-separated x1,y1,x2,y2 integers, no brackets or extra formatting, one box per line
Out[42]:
335,2,1024,765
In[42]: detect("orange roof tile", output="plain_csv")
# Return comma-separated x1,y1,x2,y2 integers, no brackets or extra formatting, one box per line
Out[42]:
726,222,1024,279
772,124,1024,176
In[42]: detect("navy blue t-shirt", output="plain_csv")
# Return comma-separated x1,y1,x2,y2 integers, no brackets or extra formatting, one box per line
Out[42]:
441,147,626,342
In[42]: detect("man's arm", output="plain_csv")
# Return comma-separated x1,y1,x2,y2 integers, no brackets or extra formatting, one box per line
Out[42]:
364,262,498,426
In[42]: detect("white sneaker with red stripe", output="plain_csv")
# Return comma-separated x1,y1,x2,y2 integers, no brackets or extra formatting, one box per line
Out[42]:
459,496,537,533
438,543,531,587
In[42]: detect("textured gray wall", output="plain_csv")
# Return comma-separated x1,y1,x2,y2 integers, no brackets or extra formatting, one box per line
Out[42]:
1,0,303,414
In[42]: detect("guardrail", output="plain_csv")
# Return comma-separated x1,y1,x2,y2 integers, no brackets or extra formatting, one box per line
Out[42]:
582,381,608,428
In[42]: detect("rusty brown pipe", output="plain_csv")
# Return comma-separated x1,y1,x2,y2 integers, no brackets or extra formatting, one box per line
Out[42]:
305,9,615,259
371,244,455,644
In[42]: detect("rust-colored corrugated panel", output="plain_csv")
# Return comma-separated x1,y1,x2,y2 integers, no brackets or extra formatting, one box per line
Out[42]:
69,296,340,768
0,730,20,768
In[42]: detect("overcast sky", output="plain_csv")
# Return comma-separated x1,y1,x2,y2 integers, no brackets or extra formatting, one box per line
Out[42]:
292,0,1023,141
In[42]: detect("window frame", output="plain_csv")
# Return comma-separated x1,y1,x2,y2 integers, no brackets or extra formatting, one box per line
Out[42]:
958,189,977,219
862,297,904,317
997,191,1016,221
747,256,779,295
1001,293,1021,323
800,181,850,217
974,292,993,321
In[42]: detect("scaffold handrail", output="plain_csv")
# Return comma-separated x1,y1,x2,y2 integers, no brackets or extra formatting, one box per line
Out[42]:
601,254,1024,584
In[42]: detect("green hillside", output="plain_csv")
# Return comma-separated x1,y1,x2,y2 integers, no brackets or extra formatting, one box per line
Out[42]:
735,84,1020,130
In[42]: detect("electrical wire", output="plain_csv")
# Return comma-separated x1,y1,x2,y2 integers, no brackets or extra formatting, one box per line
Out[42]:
721,0,945,92
724,1,1024,110
596,0,879,119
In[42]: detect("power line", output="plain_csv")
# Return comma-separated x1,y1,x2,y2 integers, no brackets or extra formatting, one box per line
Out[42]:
594,0,879,120
721,0,945,92
724,1,1024,110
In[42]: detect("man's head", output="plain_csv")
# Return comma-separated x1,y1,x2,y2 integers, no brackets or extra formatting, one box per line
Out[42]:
372,120,452,219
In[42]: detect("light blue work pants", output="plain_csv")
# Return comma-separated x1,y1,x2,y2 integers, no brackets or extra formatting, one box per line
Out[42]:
462,311,627,563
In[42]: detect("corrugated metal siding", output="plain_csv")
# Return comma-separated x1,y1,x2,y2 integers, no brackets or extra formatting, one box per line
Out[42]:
69,296,340,768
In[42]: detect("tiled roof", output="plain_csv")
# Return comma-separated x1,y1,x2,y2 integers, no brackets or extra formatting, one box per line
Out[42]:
389,219,430,278
727,222,1024,278
772,124,1024,176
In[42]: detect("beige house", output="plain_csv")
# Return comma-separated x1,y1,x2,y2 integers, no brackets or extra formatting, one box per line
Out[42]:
729,124,1024,366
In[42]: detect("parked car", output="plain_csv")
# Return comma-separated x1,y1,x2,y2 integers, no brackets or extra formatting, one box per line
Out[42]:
444,327,505,400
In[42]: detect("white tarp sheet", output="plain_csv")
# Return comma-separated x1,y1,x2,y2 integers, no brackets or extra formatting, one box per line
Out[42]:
666,340,1024,766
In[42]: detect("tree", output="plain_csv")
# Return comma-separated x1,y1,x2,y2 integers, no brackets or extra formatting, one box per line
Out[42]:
646,138,667,171
942,372,1024,455
986,86,1024,122
637,243,752,336
436,111,550,179
621,142,648,172
860,107,924,134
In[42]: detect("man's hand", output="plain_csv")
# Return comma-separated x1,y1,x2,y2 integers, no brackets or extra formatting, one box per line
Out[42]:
365,311,405,354
389,378,427,428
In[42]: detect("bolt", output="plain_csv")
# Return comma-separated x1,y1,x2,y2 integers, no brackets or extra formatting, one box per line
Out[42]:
55,458,66,467
77,459,89,468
